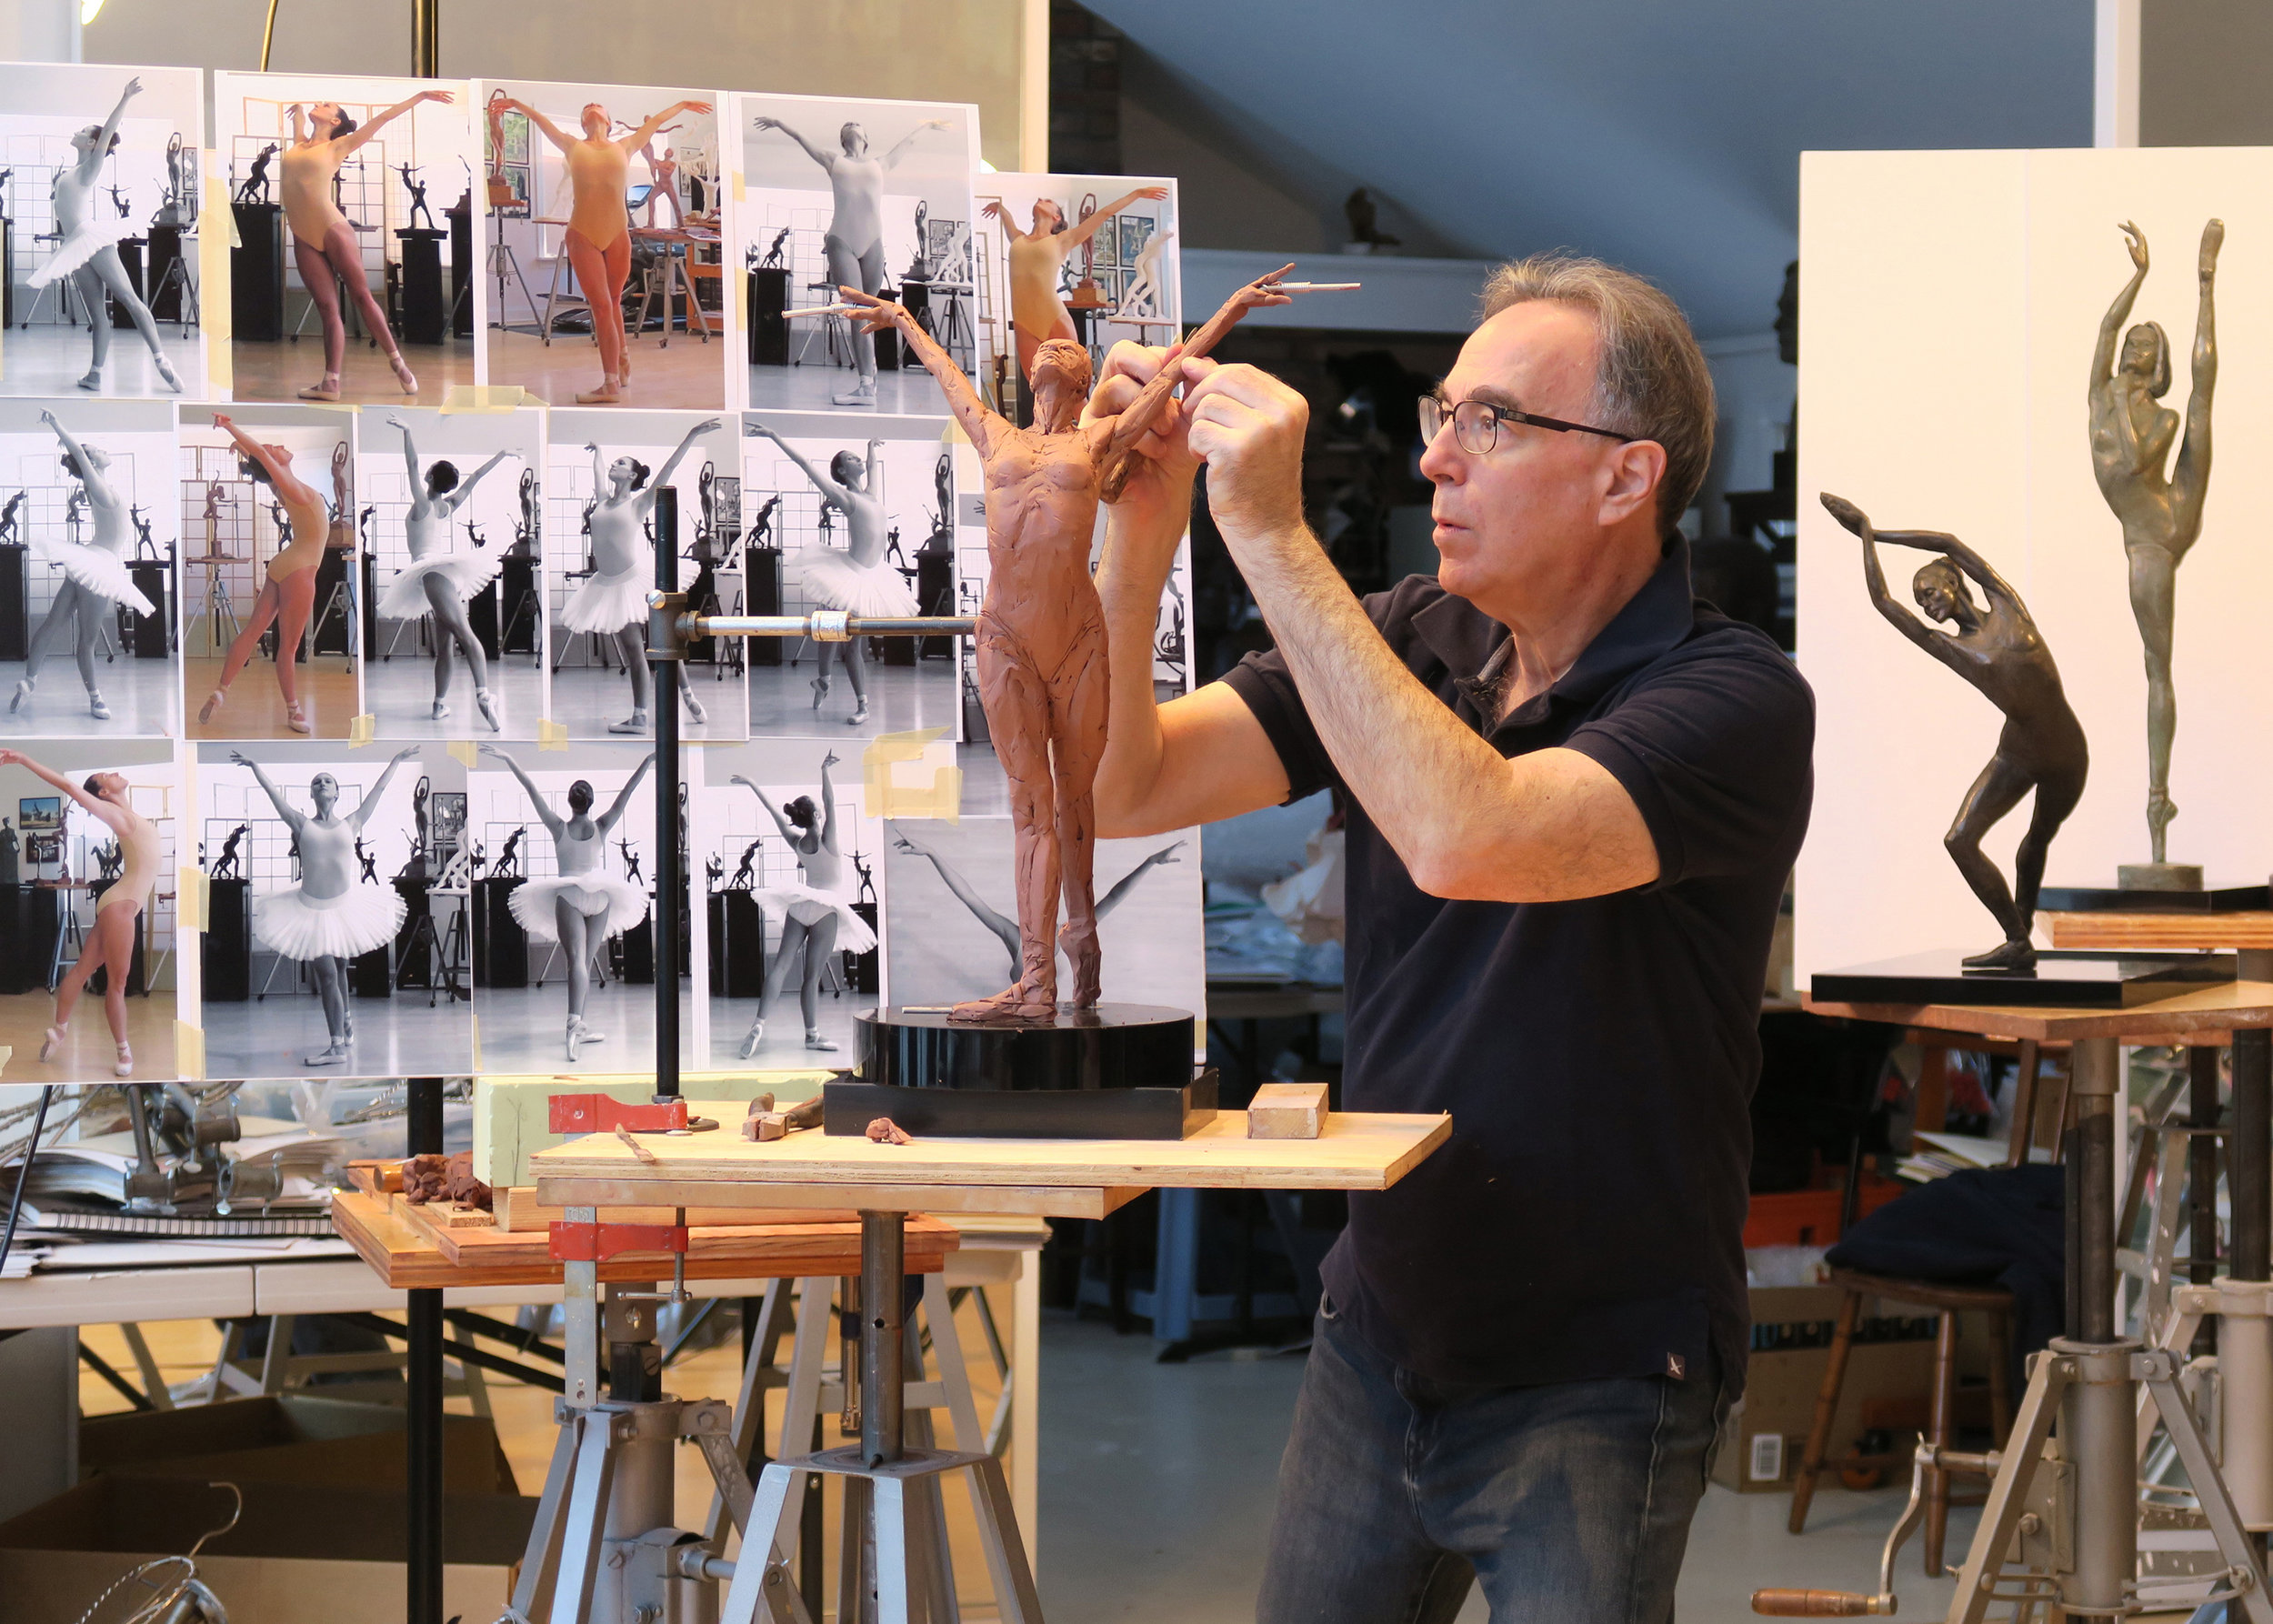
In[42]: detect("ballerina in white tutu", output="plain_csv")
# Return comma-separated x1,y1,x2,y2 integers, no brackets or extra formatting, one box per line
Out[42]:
732,750,876,1057
746,420,915,727
232,746,420,1068
0,748,156,1078
558,423,716,735
481,744,654,1059
12,411,155,725
377,415,514,731
33,77,184,395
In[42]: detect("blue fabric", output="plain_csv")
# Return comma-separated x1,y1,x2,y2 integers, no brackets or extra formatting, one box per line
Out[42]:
1260,1304,1729,1624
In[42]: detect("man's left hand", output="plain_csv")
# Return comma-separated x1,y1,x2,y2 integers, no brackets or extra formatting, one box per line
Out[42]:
1180,359,1308,553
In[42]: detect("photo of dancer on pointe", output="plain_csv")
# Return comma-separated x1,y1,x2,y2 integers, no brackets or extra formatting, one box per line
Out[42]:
30,76,185,396
557,423,716,735
482,743,652,1060
378,414,512,731
13,411,156,726
733,751,876,1057
200,416,331,735
494,94,712,404
233,747,418,1068
747,420,912,727
986,185,1167,380
279,90,453,401
751,112,950,407
2,748,156,1078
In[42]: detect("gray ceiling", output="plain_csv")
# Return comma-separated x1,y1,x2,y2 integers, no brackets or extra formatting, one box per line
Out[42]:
1082,0,2095,338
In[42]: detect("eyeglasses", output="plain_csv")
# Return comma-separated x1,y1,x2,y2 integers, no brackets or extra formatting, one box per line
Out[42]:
1418,394,1638,455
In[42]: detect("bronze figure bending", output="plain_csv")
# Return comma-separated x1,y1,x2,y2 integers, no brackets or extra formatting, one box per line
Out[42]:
2090,218,2220,873
1827,494,2088,972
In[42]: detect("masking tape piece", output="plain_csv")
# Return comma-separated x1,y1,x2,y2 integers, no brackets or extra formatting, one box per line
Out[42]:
447,740,477,769
349,714,376,746
469,1011,481,1074
442,385,528,413
863,744,962,823
865,727,947,764
178,867,210,933
539,719,568,750
732,170,746,202
175,1021,207,1082
0,1047,11,1075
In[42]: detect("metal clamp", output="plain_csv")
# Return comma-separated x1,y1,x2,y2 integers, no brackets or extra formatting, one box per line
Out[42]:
810,609,851,643
548,1220,689,1263
548,1094,688,1135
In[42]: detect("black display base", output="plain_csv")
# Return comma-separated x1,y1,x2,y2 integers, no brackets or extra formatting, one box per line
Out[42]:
1813,950,2237,1008
838,1002,1211,1139
2038,882,2270,914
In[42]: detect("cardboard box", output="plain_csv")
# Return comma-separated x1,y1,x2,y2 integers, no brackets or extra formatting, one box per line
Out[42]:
1713,1284,1939,1495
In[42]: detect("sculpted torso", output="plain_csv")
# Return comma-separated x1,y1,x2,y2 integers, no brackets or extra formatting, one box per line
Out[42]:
2089,380,2188,550
978,426,1106,626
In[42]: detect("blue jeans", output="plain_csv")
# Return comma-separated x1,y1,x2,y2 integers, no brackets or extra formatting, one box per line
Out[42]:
1258,1301,1728,1623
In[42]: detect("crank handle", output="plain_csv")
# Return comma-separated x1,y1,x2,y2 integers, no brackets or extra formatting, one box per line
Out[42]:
1751,1590,1895,1617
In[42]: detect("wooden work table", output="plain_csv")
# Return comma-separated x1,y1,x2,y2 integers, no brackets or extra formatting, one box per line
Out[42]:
1805,977,2273,1046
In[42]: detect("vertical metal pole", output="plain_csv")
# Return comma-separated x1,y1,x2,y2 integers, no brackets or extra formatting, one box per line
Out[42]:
2232,950,2272,1284
2068,1039,2119,1342
2061,1038,2136,1613
2194,1044,2224,1358
859,1213,906,1469
406,1078,446,1624
410,0,438,76
652,485,681,1102
2229,952,2273,1540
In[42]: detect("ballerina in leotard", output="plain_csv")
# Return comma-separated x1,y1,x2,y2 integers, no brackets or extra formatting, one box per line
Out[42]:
13,410,155,724
752,114,951,406
233,747,419,1067
495,95,711,403
481,744,653,1059
376,415,513,731
746,421,912,727
199,416,334,735
558,423,716,734
732,751,876,1057
30,77,183,395
278,91,454,401
1,748,156,1077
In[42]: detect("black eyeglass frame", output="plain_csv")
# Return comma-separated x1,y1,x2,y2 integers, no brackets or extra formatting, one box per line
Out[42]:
1419,393,1640,452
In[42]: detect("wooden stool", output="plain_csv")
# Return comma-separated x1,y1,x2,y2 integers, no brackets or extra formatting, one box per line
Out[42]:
1786,1267,2016,1577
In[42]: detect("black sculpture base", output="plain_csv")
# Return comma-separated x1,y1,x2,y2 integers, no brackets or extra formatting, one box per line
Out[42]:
2038,881,2269,915
1812,950,2236,1009
834,1003,1213,1139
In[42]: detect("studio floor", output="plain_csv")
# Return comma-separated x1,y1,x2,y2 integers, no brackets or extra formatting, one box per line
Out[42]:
0,654,176,737
0,987,175,1082
746,657,960,738
708,988,869,1066
359,646,546,740
474,979,698,1075
547,660,745,742
748,362,956,415
227,337,475,406
486,327,726,409
200,982,475,1078
183,654,360,741
0,323,202,398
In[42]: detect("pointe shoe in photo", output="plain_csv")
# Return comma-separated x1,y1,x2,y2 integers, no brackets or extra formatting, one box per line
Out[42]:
809,677,829,712
608,708,649,735
431,698,452,720
832,379,877,407
390,354,418,394
114,1042,133,1078
197,688,225,724
305,1042,350,1068
39,1025,65,1063
805,1030,838,1052
10,678,31,714
848,697,869,727
155,357,184,394
683,691,706,726
297,377,342,402
738,1019,764,1059
476,690,503,733
87,688,110,721
576,376,622,405
286,701,312,735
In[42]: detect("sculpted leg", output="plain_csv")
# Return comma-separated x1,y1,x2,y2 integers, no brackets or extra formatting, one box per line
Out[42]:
1048,618,1110,1009
952,636,1058,1020
1945,755,2035,968
2128,550,2179,862
2015,767,2088,927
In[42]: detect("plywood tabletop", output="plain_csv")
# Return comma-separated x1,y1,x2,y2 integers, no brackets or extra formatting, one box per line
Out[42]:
2044,911,2273,952
530,1109,1453,1197
1803,978,2273,1043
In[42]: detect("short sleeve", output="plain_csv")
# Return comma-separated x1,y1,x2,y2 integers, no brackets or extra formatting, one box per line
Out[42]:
1564,635,1816,887
1221,647,1339,803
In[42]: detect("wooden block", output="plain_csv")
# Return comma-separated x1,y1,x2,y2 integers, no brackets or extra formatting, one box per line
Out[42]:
745,1112,788,1142
487,1184,856,1232
535,1176,1148,1221
1247,1084,1328,1140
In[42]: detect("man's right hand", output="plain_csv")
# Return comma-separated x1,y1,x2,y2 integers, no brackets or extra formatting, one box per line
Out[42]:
1088,342,1198,566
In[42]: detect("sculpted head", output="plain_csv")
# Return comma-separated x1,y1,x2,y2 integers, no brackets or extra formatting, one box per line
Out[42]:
1911,557,1972,626
1029,338,1093,428
2121,322,2172,396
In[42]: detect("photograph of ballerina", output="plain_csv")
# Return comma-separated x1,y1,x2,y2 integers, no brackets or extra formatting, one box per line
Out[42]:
542,408,745,740
0,61,205,399
212,71,476,406
0,399,179,738
733,90,982,415
182,406,360,740
197,739,474,1079
358,406,546,738
696,737,880,1066
0,740,183,1082
739,410,959,737
474,77,729,410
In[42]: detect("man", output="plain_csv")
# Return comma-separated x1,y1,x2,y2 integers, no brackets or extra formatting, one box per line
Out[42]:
1088,254,1815,1619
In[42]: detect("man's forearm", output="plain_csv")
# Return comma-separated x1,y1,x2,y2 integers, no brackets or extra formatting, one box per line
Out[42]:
1092,507,1177,831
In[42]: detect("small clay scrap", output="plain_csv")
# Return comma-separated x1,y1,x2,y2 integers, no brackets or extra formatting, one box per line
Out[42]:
613,1124,661,1165
865,1118,914,1146
402,1151,493,1210
745,1094,825,1142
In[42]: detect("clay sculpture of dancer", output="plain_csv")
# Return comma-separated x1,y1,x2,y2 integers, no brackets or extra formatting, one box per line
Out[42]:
1826,494,2088,972
2091,218,2221,877
558,425,716,734
13,411,155,724
752,113,950,406
234,747,418,1067
494,94,712,404
840,266,1293,1018
236,142,277,206
746,421,911,726
1116,224,1176,322
1,748,155,1078
986,185,1167,379
278,91,453,400
199,416,331,734
29,77,184,394
481,745,653,1060
730,751,876,1056
635,127,683,228
376,415,513,731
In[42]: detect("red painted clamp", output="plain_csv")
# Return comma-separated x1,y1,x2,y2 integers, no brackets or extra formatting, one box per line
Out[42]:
548,1221,690,1262
548,1094,687,1135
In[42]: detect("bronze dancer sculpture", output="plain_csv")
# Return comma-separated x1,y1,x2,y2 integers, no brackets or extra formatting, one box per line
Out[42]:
841,266,1296,1019
2090,218,2221,881
1827,494,2088,972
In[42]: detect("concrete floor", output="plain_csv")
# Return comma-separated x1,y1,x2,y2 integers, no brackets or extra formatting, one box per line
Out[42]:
201,977,476,1079
548,660,746,742
747,656,960,739
0,653,176,737
0,323,204,398
748,362,957,416
360,642,546,740
708,987,869,1066
475,979,698,1075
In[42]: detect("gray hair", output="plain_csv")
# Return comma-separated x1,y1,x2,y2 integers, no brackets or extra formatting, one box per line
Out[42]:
1478,253,1715,536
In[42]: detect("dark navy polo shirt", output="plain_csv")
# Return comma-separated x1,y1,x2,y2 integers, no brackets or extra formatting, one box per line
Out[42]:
1221,542,1814,1394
